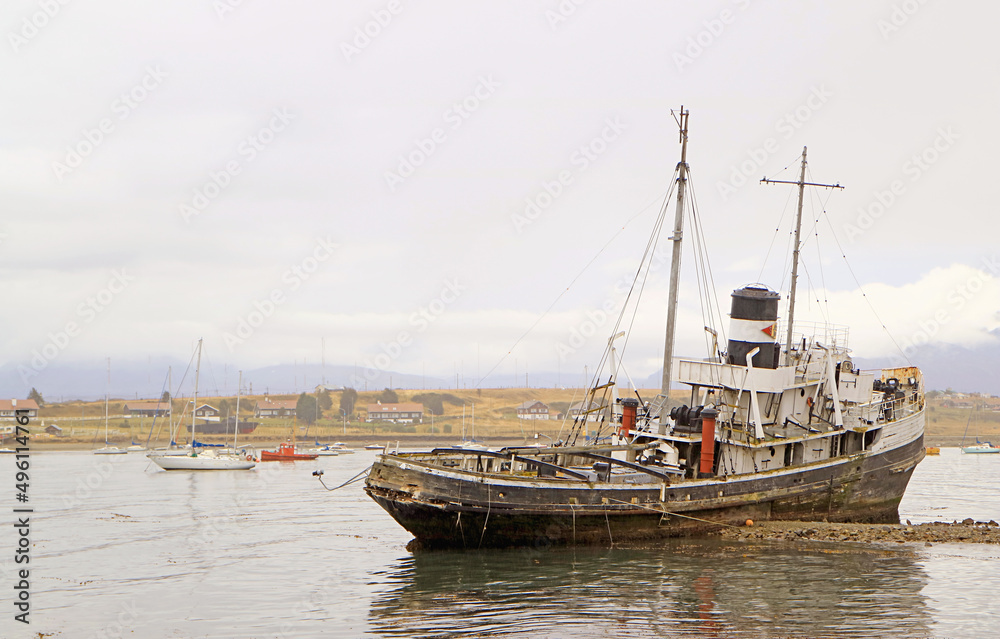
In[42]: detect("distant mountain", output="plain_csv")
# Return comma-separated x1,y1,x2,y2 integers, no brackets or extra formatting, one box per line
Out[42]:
852,342,1000,396
0,360,450,402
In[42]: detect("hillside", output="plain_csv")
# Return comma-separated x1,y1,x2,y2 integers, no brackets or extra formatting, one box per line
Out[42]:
8,388,997,449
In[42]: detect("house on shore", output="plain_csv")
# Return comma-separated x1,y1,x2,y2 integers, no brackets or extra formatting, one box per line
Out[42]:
194,404,221,422
123,401,171,418
516,400,550,420
0,399,39,421
254,398,297,418
366,402,424,424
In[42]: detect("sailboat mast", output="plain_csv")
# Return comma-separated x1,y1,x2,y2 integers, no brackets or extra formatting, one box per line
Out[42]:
659,107,689,433
784,147,809,365
192,339,202,447
105,357,110,444
234,370,242,450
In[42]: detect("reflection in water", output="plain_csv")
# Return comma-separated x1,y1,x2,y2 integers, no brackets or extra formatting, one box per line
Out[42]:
369,538,933,638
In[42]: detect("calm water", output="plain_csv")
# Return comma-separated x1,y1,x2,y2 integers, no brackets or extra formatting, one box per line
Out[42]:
3,446,998,638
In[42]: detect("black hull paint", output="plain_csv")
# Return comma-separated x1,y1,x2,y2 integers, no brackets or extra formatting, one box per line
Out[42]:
365,435,925,549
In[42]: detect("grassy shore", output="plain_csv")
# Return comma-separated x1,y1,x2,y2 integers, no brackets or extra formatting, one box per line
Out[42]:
8,388,998,450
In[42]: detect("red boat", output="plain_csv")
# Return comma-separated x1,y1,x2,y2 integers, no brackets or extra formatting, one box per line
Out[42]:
260,442,319,461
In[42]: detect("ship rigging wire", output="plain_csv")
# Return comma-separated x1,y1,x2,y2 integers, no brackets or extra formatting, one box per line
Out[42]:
473,188,672,389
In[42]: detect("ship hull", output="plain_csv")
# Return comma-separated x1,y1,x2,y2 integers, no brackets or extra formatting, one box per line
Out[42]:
365,430,924,549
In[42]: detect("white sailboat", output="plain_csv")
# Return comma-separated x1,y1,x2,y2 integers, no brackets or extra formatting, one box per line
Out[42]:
147,341,255,470
960,404,1000,454
95,358,126,455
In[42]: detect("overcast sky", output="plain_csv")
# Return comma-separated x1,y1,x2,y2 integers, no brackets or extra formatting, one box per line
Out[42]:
2,1,998,392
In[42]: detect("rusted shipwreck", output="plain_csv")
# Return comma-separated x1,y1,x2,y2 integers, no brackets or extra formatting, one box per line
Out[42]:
363,109,925,548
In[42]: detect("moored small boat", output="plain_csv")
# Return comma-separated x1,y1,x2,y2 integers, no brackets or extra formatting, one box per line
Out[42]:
308,445,340,456
961,443,1000,454
146,342,255,471
148,447,256,470
94,446,127,455
261,442,319,461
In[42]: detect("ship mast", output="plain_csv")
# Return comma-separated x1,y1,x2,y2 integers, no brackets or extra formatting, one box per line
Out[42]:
761,147,843,365
658,107,689,434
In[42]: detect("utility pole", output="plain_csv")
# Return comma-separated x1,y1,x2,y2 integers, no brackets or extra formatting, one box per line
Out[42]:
761,147,844,365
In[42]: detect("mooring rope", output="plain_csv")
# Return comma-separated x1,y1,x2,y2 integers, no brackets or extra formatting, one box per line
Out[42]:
314,467,369,492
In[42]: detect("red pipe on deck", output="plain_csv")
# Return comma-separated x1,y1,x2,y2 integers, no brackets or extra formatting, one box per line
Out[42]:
620,398,638,438
700,407,718,477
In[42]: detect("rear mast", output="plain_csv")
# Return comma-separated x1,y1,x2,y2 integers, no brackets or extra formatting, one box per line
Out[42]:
761,148,843,366
658,107,689,434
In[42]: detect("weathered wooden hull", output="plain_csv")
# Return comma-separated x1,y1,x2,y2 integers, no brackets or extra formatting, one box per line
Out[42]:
365,432,925,549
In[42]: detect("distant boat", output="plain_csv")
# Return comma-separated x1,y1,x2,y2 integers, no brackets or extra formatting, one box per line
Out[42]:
308,446,340,457
364,444,385,450
147,342,254,471
328,442,356,454
264,410,321,460
0,449,15,454
309,439,357,456
959,404,998,454
962,442,1000,454
152,447,258,469
95,358,126,455
261,442,318,461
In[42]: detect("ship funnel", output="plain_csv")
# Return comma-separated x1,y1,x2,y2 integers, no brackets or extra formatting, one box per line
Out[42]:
727,285,780,369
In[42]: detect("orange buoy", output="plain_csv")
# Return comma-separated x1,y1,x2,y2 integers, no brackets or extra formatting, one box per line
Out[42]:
745,519,754,527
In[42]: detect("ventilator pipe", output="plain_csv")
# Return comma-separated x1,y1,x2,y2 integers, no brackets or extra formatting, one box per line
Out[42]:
700,406,718,477
620,398,639,438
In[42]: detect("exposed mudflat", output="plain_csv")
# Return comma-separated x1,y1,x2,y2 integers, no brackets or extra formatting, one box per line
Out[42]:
716,518,1000,545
